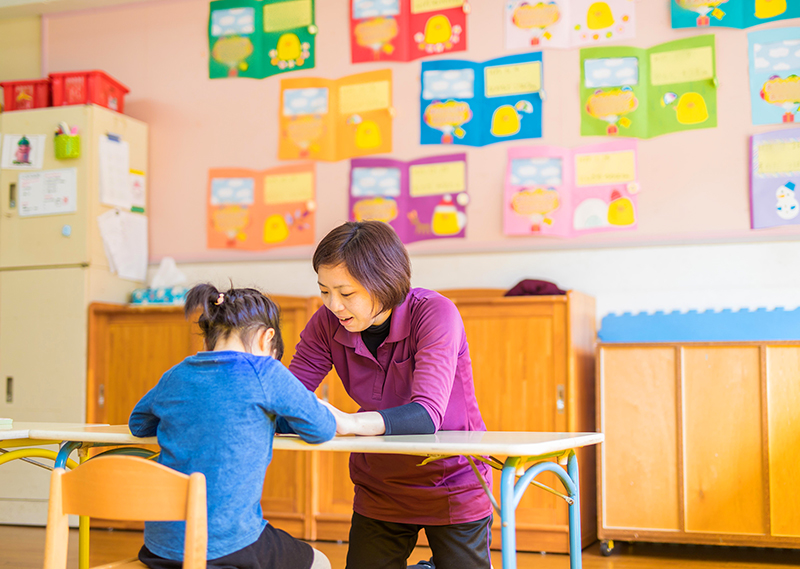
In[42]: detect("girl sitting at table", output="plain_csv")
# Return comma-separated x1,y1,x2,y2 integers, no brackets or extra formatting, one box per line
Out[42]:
129,283,335,569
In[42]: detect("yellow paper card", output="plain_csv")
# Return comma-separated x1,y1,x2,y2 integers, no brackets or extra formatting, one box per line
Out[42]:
757,142,800,175
263,0,313,32
485,62,541,98
339,80,391,115
650,46,714,86
575,151,636,187
409,161,465,197
411,0,464,14
264,172,315,204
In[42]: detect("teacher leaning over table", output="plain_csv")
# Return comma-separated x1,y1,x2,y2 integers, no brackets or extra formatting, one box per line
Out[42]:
282,220,493,569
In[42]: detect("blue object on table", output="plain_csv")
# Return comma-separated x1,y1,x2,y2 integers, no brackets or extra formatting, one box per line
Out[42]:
599,307,800,343
130,286,187,305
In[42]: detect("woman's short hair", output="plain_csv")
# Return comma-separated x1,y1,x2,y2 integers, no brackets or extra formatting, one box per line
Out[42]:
313,221,411,312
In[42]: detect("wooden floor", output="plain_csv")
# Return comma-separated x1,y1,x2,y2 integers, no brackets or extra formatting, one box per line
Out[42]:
4,524,800,569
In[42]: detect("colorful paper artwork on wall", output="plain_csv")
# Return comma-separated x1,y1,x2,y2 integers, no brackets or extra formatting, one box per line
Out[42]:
580,35,717,138
420,53,543,147
505,0,635,51
504,141,638,237
748,28,800,126
350,0,468,63
207,164,315,250
349,154,468,243
208,0,317,79
751,129,800,229
671,0,799,29
279,70,393,161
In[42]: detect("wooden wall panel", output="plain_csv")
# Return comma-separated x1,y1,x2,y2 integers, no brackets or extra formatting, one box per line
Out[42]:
600,346,680,531
766,346,800,538
683,347,764,535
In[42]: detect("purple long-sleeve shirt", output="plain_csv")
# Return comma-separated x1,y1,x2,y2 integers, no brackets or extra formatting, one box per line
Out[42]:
289,288,492,525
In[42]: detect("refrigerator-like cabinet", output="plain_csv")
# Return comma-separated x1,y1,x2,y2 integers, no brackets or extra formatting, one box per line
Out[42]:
0,104,148,525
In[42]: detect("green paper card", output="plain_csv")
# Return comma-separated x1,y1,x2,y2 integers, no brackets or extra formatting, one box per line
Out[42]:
209,0,317,79
580,35,717,139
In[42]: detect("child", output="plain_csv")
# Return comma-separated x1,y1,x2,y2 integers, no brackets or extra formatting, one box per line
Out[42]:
129,283,335,569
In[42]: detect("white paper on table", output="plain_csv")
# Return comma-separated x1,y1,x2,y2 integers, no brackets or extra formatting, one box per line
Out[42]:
98,135,132,209
97,209,148,282
1,134,46,170
18,168,78,217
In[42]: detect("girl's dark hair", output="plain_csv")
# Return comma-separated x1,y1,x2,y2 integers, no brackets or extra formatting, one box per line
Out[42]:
313,221,411,313
184,283,284,359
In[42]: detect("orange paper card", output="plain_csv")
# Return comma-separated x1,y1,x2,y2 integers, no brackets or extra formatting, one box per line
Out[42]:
208,163,315,250
279,69,393,161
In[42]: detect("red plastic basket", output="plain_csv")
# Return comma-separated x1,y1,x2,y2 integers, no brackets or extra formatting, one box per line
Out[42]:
49,70,129,113
0,79,50,111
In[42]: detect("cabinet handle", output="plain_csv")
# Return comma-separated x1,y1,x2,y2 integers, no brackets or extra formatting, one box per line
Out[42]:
8,183,16,210
556,384,565,413
98,384,105,408
322,384,329,403
5,377,12,403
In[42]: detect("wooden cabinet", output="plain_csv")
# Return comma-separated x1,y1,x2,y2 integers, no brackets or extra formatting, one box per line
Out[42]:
88,290,598,553
598,342,800,548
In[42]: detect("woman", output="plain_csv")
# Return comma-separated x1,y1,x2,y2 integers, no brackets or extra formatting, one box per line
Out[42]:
288,221,493,569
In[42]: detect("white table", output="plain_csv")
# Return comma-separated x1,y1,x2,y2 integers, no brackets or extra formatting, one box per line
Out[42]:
1,424,603,569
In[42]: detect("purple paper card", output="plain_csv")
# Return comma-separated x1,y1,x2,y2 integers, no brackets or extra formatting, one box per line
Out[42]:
350,154,468,244
751,129,800,229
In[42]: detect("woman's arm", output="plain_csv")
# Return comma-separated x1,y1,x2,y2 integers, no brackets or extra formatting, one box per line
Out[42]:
319,400,386,436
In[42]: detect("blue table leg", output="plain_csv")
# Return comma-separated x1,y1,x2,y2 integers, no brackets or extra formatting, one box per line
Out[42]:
498,451,582,569
55,441,81,469
567,451,581,569
500,457,520,569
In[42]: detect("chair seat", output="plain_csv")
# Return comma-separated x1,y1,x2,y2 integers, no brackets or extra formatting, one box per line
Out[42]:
91,557,148,569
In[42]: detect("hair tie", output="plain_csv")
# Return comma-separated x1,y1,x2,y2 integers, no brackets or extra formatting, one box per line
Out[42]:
214,293,225,306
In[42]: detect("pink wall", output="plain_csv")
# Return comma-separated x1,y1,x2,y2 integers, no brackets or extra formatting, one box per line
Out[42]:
43,1,800,262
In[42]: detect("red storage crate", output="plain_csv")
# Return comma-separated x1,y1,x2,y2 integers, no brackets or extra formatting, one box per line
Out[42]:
49,70,129,113
0,79,50,111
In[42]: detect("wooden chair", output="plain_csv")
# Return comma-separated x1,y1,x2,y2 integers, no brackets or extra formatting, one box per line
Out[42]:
43,455,207,569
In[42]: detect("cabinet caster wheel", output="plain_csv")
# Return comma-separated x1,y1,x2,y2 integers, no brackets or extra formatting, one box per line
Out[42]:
600,540,615,556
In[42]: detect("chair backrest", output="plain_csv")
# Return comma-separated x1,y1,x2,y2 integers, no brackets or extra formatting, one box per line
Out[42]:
43,455,207,569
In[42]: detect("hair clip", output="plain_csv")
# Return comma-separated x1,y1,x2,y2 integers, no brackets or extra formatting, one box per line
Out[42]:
214,293,225,305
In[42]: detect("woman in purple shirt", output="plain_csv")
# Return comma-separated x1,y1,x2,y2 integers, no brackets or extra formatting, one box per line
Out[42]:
288,221,493,569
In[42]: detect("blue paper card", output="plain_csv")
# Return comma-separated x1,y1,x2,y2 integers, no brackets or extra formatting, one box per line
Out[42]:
420,52,543,147
671,0,800,30
749,27,800,126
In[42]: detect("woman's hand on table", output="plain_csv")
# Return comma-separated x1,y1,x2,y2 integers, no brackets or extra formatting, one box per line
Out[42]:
319,399,386,436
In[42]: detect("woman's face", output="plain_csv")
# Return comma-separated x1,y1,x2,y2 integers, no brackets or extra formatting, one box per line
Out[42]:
317,263,391,333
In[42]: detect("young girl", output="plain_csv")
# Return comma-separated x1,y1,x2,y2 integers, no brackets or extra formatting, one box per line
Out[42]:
129,283,335,569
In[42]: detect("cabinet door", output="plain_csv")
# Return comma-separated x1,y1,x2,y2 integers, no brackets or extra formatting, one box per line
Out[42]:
683,346,765,535
0,106,92,268
766,346,800,537
88,305,202,425
599,346,680,531
456,300,569,545
0,267,88,525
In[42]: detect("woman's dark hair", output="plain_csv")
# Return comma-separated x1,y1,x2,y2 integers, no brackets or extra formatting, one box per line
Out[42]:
184,283,284,359
313,221,411,313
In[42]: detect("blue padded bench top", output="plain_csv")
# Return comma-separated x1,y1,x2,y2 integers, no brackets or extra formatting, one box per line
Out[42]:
599,308,800,343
